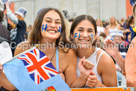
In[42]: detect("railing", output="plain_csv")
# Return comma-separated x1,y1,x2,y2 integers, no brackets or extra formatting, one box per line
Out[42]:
71,87,135,91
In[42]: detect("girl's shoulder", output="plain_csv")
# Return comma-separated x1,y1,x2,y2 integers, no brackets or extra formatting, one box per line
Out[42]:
97,49,115,73
97,49,113,64
58,48,77,62
14,41,31,56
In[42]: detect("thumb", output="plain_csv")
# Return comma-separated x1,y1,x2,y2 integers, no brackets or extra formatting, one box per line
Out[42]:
90,71,95,75
59,69,63,73
79,56,85,65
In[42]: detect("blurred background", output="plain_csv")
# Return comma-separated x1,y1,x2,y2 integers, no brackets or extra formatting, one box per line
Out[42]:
9,0,132,25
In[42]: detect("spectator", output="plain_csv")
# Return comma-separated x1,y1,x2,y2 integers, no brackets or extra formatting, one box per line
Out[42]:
125,15,136,42
0,8,94,90
106,16,121,37
5,2,27,55
70,15,117,87
96,18,106,36
104,37,136,87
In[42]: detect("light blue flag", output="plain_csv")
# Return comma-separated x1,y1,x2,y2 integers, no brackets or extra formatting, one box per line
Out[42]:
3,47,71,91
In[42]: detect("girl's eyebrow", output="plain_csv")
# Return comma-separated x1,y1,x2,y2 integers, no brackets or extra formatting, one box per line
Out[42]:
45,17,52,20
88,28,93,31
78,27,84,29
56,19,61,21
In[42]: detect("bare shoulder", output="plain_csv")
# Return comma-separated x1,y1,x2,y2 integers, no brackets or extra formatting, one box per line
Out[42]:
97,49,114,68
14,41,31,56
59,48,77,62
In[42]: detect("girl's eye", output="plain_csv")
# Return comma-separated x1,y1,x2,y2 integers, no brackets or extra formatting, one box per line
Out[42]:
46,20,51,23
55,22,61,24
88,29,93,32
78,29,83,32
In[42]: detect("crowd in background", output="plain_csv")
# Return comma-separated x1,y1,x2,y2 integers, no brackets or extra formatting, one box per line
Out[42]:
0,0,136,90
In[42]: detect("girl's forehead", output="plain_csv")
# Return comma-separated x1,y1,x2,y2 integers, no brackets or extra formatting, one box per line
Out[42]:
43,10,61,20
76,20,94,28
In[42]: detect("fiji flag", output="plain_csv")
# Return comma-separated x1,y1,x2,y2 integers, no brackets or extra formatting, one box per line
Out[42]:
3,47,71,91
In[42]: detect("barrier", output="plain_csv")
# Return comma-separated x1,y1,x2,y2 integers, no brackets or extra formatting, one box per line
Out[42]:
72,87,135,91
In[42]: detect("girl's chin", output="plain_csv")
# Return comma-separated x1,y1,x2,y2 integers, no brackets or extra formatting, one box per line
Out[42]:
43,35,59,40
44,33,60,39
77,44,92,49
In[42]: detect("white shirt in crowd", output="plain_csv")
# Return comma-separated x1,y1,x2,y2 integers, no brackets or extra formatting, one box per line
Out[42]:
0,41,12,64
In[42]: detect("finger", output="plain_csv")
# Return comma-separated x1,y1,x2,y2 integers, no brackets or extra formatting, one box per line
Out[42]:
106,39,114,44
83,60,94,69
86,81,95,87
88,76,96,81
82,60,86,66
87,79,96,84
85,61,91,69
90,72,96,78
82,60,88,68
90,71,95,75
59,69,63,73
87,62,94,69
79,56,85,65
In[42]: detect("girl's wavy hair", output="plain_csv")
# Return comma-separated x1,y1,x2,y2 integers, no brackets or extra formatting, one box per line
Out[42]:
28,8,67,46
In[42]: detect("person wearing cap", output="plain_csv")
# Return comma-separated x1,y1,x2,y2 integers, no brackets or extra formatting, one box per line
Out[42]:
111,31,128,86
104,36,136,87
5,2,27,55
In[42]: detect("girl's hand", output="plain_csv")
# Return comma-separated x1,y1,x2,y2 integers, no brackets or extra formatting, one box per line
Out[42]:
82,58,94,69
78,57,94,77
59,69,65,81
86,71,97,87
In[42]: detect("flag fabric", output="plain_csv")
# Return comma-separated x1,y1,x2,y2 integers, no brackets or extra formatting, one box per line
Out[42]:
3,47,71,91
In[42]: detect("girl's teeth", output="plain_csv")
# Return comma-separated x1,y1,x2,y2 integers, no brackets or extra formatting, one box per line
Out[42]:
81,40,87,42
48,31,56,33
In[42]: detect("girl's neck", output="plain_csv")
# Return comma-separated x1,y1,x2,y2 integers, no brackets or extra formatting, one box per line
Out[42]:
76,46,95,59
110,23,116,26
41,38,56,44
39,39,56,52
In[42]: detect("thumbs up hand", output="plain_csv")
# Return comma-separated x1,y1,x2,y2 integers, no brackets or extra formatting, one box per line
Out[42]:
78,56,94,76
86,71,97,87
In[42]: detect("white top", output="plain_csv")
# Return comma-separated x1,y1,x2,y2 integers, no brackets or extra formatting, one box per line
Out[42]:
0,41,12,64
109,25,118,36
76,47,106,83
97,26,105,36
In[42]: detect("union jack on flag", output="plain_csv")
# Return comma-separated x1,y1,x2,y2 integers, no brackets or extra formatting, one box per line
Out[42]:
18,48,58,85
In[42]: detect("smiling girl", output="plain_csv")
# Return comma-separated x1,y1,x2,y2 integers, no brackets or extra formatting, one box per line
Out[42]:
0,8,93,90
70,15,117,87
